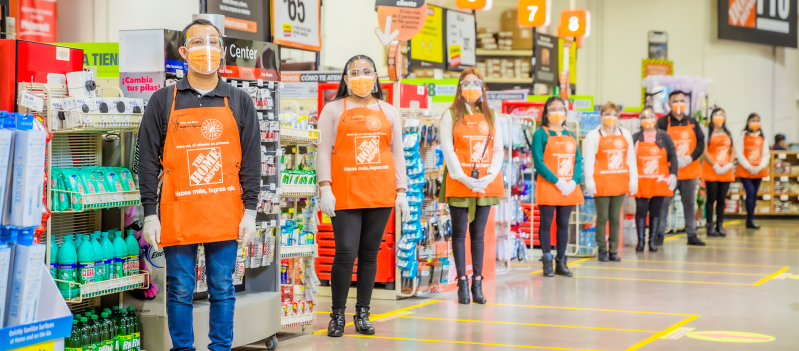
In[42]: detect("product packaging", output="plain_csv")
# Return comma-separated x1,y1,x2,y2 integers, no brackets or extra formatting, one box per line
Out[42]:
90,233,105,282
77,238,95,285
125,230,139,276
9,114,46,228
57,234,79,298
112,233,127,279
6,228,46,326
0,114,14,225
0,243,10,327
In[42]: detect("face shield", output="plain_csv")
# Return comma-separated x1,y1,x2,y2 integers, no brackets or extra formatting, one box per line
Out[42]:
184,30,225,75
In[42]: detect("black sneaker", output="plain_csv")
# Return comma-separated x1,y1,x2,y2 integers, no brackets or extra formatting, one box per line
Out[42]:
687,236,707,246
608,252,621,262
598,250,609,262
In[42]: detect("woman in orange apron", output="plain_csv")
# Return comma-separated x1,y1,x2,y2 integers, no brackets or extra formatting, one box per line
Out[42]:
316,55,409,337
701,108,735,236
582,102,637,262
632,108,678,252
533,97,584,277
735,113,770,229
439,68,504,304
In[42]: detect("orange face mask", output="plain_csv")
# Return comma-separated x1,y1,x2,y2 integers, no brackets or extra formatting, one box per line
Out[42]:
749,122,761,131
712,116,725,128
349,76,375,97
462,88,482,103
602,116,617,129
671,102,686,115
549,112,566,125
187,46,222,74
640,119,656,129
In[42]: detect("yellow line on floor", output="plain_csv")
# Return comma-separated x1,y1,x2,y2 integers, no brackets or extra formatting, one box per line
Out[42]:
312,300,441,335
624,314,700,351
663,234,683,242
480,302,694,316
633,259,782,268
399,315,659,333
574,266,767,276
573,275,754,286
527,257,592,275
724,219,742,225
338,334,603,350
752,266,791,286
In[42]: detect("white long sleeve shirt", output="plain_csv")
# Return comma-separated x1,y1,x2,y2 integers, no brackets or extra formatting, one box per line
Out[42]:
735,130,770,169
440,106,505,181
582,125,638,187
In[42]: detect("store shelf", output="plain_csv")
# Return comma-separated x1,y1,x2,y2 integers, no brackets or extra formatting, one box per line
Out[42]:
280,243,318,259
280,127,321,145
483,77,532,84
476,49,533,57
51,189,141,212
280,184,317,198
54,111,143,133
55,272,149,303
281,312,315,329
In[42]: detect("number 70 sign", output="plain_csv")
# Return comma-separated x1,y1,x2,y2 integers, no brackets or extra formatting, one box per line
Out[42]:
517,0,551,27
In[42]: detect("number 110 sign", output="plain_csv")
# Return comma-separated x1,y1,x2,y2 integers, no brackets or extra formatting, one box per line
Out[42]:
517,0,551,27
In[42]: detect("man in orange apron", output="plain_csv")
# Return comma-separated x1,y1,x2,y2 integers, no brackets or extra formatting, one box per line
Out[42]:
138,20,261,350
656,91,706,246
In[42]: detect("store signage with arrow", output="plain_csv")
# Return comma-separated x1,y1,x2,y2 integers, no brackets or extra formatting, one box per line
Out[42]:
375,0,428,46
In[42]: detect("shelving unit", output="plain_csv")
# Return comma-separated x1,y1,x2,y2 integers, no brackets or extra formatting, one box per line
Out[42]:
726,151,799,215
476,49,533,57
55,272,149,303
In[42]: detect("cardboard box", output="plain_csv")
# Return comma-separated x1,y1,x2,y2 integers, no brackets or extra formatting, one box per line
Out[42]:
500,9,534,50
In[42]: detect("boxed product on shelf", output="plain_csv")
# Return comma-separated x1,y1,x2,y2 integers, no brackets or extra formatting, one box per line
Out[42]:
500,9,534,50
9,114,47,228
51,167,139,212
756,200,771,213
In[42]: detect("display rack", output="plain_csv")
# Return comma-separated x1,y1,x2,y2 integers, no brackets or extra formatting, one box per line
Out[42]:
55,272,149,303
726,151,799,215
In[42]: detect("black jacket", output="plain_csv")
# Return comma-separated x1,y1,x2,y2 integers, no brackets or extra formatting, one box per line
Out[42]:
656,113,705,161
632,129,679,176
137,77,260,216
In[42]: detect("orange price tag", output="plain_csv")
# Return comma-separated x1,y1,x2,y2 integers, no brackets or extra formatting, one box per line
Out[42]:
456,0,487,10
558,10,590,38
517,0,551,27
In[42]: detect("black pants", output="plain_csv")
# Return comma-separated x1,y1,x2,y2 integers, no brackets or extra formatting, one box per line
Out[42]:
705,181,731,226
635,197,665,234
450,205,491,279
330,207,393,310
741,178,761,221
538,205,573,258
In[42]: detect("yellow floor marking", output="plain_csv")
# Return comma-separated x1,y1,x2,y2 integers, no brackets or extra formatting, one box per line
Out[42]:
574,266,766,276
663,234,683,242
573,275,754,286
312,300,440,335
399,315,659,333
480,302,694,316
338,334,604,350
527,257,591,275
724,219,742,225
633,260,782,268
624,315,700,351
752,266,791,286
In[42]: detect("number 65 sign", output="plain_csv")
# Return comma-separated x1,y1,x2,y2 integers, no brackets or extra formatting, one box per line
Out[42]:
517,0,551,27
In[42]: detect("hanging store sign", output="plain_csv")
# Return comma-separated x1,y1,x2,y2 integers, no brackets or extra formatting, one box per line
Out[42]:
207,0,267,41
517,0,551,27
534,32,558,86
120,72,165,100
58,43,120,78
410,4,445,68
16,0,56,42
446,9,476,71
375,0,428,45
558,38,577,86
558,9,590,38
456,0,486,10
719,0,797,48
272,0,322,51
219,38,281,81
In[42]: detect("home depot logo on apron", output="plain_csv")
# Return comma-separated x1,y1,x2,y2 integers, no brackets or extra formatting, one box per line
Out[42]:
594,131,629,197
445,112,504,199
535,127,583,206
667,121,701,180
159,86,244,247
736,133,769,178
635,141,672,198
330,100,397,210
702,133,735,182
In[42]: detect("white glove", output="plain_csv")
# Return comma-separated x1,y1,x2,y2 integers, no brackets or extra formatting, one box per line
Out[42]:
629,178,638,196
143,215,161,251
238,210,257,246
320,186,336,217
566,180,578,195
584,178,597,196
395,192,411,219
477,172,497,189
720,163,734,174
555,178,570,196
755,164,766,173
677,156,693,169
744,164,758,175
713,164,725,175
458,176,486,193
668,174,678,191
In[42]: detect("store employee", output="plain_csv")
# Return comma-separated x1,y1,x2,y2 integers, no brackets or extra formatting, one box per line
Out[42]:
656,91,706,247
138,19,260,351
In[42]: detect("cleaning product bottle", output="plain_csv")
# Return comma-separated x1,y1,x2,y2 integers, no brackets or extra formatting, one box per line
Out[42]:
65,319,81,351
80,317,91,350
74,234,83,251
112,233,127,279
77,238,96,284
124,230,139,277
100,312,113,351
50,239,58,279
128,307,140,351
91,233,105,283
57,234,78,298
101,232,115,281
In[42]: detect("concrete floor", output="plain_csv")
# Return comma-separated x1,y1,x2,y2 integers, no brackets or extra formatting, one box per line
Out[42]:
235,219,799,351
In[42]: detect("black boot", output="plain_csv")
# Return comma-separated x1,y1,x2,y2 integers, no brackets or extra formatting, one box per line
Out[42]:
746,219,760,229
542,255,555,277
648,218,659,252
457,278,471,304
471,277,486,304
353,307,375,335
609,252,621,262
636,218,646,252
328,309,346,337
598,250,609,261
707,220,720,237
555,256,573,277
656,233,665,246
716,222,727,237
687,235,707,246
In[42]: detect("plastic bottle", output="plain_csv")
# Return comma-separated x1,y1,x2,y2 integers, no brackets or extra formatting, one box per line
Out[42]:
65,319,81,351
57,234,79,297
124,230,140,278
91,233,105,282
74,234,83,251
79,317,91,350
77,238,96,284
100,312,113,351
128,306,141,351
50,240,58,279
112,233,127,278
101,232,115,281
115,308,130,351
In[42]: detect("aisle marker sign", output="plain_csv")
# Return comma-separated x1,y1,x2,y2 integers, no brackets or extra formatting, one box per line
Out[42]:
558,10,590,38
456,0,487,10
517,0,551,27
375,0,429,46
272,0,322,51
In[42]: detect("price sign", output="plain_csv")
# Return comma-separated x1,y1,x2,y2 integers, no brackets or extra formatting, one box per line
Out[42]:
763,194,771,200
558,9,591,38
272,0,321,51
456,0,486,10
122,193,129,201
778,153,787,159
123,115,130,123
111,115,119,122
781,176,789,182
99,115,107,123
98,194,105,203
19,92,44,111
518,0,551,27
780,195,789,201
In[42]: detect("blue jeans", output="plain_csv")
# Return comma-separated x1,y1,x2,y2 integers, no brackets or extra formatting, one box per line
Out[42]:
164,240,237,351
741,178,762,221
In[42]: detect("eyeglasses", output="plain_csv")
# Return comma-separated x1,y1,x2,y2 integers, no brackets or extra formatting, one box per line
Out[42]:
713,113,726,119
460,80,483,89
348,68,375,78
602,113,619,118
185,36,223,49
547,106,566,113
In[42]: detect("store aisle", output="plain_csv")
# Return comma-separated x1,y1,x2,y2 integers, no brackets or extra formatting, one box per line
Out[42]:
235,220,798,351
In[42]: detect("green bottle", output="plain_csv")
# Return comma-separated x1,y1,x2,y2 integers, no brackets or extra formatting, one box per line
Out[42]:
57,234,79,298
101,232,115,282
100,312,114,351
115,309,130,351
78,238,96,284
50,240,59,279
75,234,84,251
91,233,105,282
124,230,140,277
65,319,81,351
112,233,127,278
90,314,101,351
128,307,140,351
80,317,91,350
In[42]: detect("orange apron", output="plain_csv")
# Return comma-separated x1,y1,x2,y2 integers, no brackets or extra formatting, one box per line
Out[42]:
635,140,673,198
159,86,244,247
331,100,396,210
536,127,584,206
736,133,769,178
445,112,504,199
702,133,735,182
667,121,701,180
593,130,629,197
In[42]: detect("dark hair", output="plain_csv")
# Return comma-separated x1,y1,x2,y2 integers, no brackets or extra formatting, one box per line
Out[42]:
668,90,686,99
541,96,566,127
182,19,223,46
744,113,764,139
775,133,786,144
333,55,384,101
709,107,732,140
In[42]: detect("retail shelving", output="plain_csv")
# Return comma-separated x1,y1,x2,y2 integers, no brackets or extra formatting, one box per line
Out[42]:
476,49,533,57
726,151,799,215
281,126,321,144
280,243,318,259
55,272,149,303
483,77,533,84
280,184,318,198
51,190,141,212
